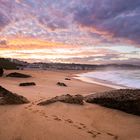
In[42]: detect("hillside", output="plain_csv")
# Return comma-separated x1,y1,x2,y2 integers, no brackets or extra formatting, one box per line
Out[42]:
0,58,20,69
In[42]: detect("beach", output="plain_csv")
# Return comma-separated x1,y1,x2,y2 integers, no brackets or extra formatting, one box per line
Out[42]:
0,70,140,140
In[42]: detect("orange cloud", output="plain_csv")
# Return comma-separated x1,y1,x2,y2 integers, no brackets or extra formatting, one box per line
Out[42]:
0,37,77,51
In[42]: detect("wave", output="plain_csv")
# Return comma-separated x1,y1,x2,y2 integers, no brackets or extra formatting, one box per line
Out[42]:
76,69,140,89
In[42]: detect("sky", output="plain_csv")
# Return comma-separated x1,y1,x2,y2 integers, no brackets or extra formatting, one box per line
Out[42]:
0,0,140,64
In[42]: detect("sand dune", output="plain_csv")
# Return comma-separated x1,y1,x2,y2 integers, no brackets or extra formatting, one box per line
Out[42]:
0,70,140,140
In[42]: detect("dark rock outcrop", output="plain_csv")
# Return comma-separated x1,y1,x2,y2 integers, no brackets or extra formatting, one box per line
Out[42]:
19,82,36,86
0,67,4,77
65,78,71,80
57,82,67,87
38,94,84,105
85,89,140,116
0,86,29,105
6,72,31,78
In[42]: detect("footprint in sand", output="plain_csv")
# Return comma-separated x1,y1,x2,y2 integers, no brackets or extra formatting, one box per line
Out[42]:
33,109,49,119
64,119,102,139
75,122,118,140
27,107,50,119
113,136,118,140
34,98,45,104
54,117,62,121
24,102,117,140
24,100,51,120
39,111,47,116
24,104,34,110
79,123,87,129
31,102,36,105
24,97,45,111
73,124,83,130
24,106,29,109
32,110,39,113
52,115,62,121
44,115,48,118
65,119,73,124
65,119,84,130
87,131,97,138
87,130,101,138
106,132,118,140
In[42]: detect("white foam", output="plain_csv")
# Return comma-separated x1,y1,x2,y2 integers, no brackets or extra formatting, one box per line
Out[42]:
75,69,140,89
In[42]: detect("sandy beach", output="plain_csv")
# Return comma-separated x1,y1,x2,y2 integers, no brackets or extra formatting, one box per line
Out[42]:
0,70,140,140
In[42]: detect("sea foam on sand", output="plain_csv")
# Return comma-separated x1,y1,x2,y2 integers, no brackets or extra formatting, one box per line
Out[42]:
75,69,140,89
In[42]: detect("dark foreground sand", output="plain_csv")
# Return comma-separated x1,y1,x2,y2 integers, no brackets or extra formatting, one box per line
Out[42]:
0,70,140,140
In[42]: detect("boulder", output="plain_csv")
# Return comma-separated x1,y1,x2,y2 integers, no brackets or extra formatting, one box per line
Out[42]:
65,78,71,80
0,67,4,77
19,82,36,86
85,89,140,116
6,72,31,78
38,94,84,105
57,82,67,87
0,86,29,105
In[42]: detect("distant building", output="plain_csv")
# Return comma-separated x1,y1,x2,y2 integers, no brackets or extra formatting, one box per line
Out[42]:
25,63,43,69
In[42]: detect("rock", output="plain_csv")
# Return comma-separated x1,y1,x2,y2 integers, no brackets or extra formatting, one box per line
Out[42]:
0,67,4,77
0,86,29,105
85,89,140,116
38,94,84,105
19,82,36,86
6,72,31,78
65,78,71,80
57,82,67,87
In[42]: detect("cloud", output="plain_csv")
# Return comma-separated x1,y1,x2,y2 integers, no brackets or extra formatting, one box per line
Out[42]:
1,0,139,45
0,0,140,42
0,39,7,45
0,12,10,30
0,0,140,64
73,0,140,44
38,16,68,31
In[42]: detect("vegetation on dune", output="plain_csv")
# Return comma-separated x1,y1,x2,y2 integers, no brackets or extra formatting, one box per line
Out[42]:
0,58,19,69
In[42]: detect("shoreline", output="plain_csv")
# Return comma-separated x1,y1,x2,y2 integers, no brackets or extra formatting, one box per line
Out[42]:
74,70,140,89
73,74,126,90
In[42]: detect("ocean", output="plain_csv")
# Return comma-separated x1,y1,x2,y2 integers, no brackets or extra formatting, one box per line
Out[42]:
76,69,140,89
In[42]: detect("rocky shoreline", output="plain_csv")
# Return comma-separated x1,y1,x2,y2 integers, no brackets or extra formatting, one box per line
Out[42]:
38,94,84,105
0,86,29,105
85,89,140,116
6,72,31,78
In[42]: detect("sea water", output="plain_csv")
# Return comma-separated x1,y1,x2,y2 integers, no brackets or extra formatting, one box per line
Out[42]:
76,69,140,89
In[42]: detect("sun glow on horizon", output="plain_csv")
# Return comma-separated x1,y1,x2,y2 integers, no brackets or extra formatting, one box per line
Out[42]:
5,37,72,48
0,37,140,64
